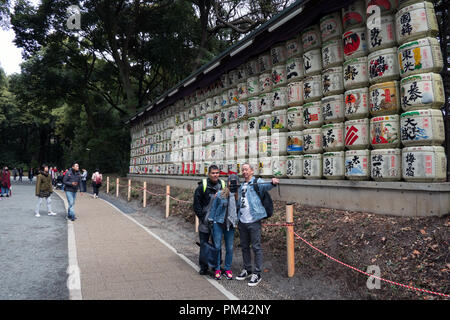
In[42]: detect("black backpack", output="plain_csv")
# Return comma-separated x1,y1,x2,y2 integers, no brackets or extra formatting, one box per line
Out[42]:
252,177,274,219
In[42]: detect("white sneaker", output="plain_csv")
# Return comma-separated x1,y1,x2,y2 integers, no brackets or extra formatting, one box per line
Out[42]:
35,213,41,217
48,212,57,216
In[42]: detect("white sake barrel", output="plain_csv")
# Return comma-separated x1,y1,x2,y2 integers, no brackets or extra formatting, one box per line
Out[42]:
271,109,288,132
228,105,238,123
225,122,238,141
345,87,370,120
258,134,271,158
237,101,248,120
221,73,229,90
259,72,273,93
212,95,221,111
247,76,260,97
288,81,304,106
398,38,443,78
342,0,366,31
286,57,304,83
303,75,323,103
343,57,369,89
228,87,239,106
259,92,274,114
400,109,445,146
400,73,445,111
227,160,238,176
258,52,272,73
218,161,228,177
303,128,323,154
343,27,368,60
238,82,248,101
395,2,439,44
193,132,202,147
367,14,397,52
225,141,236,160
220,108,229,126
345,118,370,149
286,155,304,178
303,49,322,76
370,148,402,181
287,131,304,154
237,137,249,159
322,39,344,69
272,86,288,110
303,154,323,179
237,119,249,137
322,122,345,151
248,117,258,136
272,156,287,178
194,162,202,175
320,12,343,42
246,59,260,77
272,64,287,88
370,114,401,149
258,114,272,136
366,0,398,14
399,0,434,9
301,25,322,52
228,69,239,87
303,101,323,128
323,151,345,179
236,158,245,176
271,44,287,66
287,107,304,131
286,36,303,58
249,136,258,157
189,106,196,120
402,146,446,182
345,149,371,180
271,132,288,156
214,128,224,144
237,65,247,82
205,98,214,113
259,157,272,177
322,94,345,123
221,90,229,108
247,96,261,116
368,47,400,84
322,67,344,97
369,81,401,116
194,116,206,132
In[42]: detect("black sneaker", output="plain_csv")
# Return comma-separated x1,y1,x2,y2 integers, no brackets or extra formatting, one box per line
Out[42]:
199,269,208,276
248,273,261,287
235,269,251,281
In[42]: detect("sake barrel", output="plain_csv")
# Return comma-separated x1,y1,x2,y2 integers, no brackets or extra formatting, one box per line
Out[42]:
287,131,304,154
205,98,214,113
249,136,259,157
320,12,343,42
225,122,238,141
400,109,445,146
322,39,344,69
272,156,287,178
366,0,398,15
238,82,248,101
398,38,443,78
272,64,287,88
303,154,323,179
259,157,272,177
343,57,369,89
287,106,304,131
218,161,228,177
303,49,322,76
221,90,229,108
213,111,222,128
345,87,370,119
322,122,345,151
247,76,260,98
368,47,400,84
370,148,402,181
259,92,274,114
286,155,304,178
220,107,229,126
395,2,439,44
249,157,260,175
188,106,196,120
400,73,445,111
271,131,288,156
286,57,305,83
303,75,323,103
370,114,401,149
236,158,245,176
271,109,288,132
237,101,248,120
247,96,261,116
301,25,322,52
322,94,345,123
303,128,323,154
369,81,401,116
343,27,368,60
246,59,260,77
228,87,239,106
399,0,434,9
212,95,221,111
286,36,303,58
271,44,287,66
367,14,397,52
248,117,259,136
228,70,239,87
228,105,239,123
345,118,370,149
237,137,249,159
226,160,237,176
237,65,247,82
272,86,288,110
322,67,344,97
221,73,229,90
402,146,446,182
345,149,371,180
258,113,272,135
303,101,323,129
342,0,366,30
237,119,249,137
259,72,273,93
225,141,237,160
323,151,345,179
288,81,304,106
258,52,272,73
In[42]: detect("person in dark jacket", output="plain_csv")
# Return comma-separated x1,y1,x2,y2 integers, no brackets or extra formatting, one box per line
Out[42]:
63,162,81,221
35,164,56,217
193,165,225,275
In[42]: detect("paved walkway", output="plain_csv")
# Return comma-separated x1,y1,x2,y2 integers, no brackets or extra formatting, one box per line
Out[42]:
55,190,231,300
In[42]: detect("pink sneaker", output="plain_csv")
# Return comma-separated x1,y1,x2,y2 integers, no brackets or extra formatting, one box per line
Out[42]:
214,270,221,280
224,270,233,280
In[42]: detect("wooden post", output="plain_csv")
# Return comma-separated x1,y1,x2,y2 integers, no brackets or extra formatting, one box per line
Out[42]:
116,178,119,197
286,204,295,278
195,216,199,233
127,179,131,202
143,181,147,208
106,176,110,194
165,185,170,218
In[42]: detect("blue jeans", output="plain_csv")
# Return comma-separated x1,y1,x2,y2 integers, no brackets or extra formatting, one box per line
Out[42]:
65,191,77,219
1,186,10,196
212,223,235,271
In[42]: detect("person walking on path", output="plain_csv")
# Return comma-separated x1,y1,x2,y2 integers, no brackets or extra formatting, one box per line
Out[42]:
12,167,17,181
91,169,102,199
0,167,11,198
235,163,279,287
35,164,57,217
19,167,23,182
193,165,225,276
208,174,240,281
63,162,81,221
28,167,33,183
80,168,88,192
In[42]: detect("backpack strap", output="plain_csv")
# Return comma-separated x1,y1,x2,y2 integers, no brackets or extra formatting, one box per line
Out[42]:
203,178,226,192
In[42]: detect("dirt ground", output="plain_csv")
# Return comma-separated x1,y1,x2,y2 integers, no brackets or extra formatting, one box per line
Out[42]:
103,175,449,300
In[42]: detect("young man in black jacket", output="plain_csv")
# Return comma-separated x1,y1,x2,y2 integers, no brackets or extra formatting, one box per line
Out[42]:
193,165,225,275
